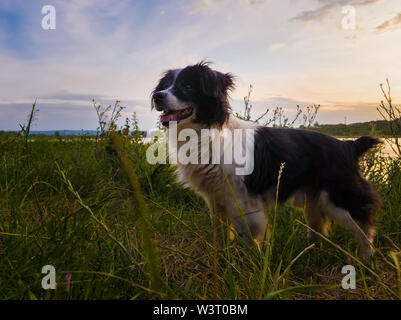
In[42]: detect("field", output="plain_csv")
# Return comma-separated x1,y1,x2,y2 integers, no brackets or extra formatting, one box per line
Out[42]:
0,91,401,300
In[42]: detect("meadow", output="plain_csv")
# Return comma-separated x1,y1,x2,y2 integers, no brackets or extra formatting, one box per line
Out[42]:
0,83,400,300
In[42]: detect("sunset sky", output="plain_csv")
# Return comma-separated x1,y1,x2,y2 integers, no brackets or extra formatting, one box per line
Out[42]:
0,0,400,131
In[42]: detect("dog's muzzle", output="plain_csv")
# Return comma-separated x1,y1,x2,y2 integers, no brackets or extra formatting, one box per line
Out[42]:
152,91,167,111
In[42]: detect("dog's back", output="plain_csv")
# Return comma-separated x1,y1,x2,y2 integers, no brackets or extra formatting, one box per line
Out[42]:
245,126,381,256
246,128,381,218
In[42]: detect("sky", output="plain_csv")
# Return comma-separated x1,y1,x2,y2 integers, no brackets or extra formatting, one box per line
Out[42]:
0,0,400,131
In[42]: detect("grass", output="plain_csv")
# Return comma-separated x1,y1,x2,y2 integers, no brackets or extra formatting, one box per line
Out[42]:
0,88,401,300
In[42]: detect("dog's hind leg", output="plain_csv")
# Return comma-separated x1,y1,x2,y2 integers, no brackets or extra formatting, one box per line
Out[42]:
293,191,329,240
352,178,379,252
304,202,330,241
320,191,374,258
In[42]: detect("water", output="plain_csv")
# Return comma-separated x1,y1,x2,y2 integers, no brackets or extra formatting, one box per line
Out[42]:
380,139,400,158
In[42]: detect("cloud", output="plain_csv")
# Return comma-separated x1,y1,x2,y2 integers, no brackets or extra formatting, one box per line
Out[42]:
41,90,109,102
376,12,401,33
239,0,264,5
0,94,155,131
185,0,226,14
267,42,286,52
230,96,316,120
291,0,381,22
318,101,380,124
230,96,382,125
0,0,398,131
185,0,263,14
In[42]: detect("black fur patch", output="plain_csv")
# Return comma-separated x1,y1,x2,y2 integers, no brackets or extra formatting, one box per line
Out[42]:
245,127,380,225
151,69,177,109
152,62,235,127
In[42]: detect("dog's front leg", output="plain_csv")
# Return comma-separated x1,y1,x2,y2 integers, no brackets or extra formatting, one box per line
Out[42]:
231,210,268,244
207,199,235,246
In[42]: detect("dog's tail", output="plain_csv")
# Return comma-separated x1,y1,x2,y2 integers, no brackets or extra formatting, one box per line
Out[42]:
348,136,382,158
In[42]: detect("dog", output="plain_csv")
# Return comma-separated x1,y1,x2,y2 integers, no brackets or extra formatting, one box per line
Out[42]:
151,61,381,257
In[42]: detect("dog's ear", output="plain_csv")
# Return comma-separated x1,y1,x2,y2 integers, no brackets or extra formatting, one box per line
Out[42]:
199,67,235,98
195,64,234,126
215,71,235,96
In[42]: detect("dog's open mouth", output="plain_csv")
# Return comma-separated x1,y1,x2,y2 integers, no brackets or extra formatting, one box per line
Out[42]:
160,107,193,126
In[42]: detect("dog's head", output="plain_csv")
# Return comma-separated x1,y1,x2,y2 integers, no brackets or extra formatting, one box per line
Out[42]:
151,62,234,128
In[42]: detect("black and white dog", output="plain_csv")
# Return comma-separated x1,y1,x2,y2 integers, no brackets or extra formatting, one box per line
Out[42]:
151,62,381,257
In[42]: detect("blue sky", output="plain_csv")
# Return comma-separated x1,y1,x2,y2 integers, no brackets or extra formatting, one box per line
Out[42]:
0,0,400,131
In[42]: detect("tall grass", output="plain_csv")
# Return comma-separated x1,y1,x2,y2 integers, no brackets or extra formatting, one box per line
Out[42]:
0,82,400,299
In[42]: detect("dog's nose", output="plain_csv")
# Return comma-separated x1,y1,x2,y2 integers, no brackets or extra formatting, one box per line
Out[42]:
153,92,167,111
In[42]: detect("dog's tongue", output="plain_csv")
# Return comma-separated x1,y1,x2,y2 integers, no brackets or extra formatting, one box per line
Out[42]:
160,111,179,123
